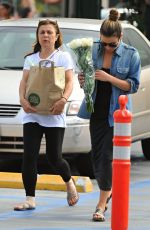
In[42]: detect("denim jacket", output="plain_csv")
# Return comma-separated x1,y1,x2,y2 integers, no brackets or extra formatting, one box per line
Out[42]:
78,40,141,127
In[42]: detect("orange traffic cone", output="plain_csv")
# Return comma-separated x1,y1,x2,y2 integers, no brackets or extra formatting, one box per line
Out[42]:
111,95,133,230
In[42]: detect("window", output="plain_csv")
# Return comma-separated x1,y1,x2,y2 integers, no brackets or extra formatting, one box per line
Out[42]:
61,28,99,44
123,28,150,68
0,27,99,69
0,27,36,69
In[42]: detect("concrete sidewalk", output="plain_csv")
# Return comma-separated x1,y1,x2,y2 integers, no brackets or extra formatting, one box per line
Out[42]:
0,179,149,230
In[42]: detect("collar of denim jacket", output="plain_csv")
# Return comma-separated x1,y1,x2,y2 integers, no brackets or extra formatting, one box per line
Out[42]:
115,40,125,56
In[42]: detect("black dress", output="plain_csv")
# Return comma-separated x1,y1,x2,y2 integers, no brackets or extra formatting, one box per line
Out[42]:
91,67,112,120
89,68,113,190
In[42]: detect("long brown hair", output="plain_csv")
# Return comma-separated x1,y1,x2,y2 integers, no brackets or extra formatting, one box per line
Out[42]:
25,19,63,57
100,9,122,38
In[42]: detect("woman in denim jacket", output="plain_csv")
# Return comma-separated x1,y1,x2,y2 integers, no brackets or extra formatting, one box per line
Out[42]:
78,9,141,222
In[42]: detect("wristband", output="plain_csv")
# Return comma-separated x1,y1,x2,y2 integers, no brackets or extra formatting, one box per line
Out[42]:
61,96,68,102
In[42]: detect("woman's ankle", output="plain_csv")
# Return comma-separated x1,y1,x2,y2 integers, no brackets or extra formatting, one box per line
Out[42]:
26,196,35,204
66,178,75,191
96,204,105,212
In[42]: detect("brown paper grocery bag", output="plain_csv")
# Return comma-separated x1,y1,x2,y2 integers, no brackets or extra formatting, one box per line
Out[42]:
25,60,65,115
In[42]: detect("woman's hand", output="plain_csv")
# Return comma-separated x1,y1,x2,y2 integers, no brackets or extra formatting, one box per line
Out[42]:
78,72,85,88
95,70,110,82
20,98,37,113
49,98,66,115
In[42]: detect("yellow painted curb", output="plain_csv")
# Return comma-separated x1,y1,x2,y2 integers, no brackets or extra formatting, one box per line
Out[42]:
0,172,93,193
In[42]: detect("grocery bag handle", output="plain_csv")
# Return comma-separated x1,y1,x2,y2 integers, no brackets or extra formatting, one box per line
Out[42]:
39,59,55,68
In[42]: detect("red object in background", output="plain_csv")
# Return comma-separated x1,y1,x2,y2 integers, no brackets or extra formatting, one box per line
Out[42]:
111,95,133,230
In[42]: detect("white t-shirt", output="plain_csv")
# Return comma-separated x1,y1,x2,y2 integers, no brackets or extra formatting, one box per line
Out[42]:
21,49,74,127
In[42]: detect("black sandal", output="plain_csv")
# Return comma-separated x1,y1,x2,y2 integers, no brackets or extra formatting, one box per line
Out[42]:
92,208,105,222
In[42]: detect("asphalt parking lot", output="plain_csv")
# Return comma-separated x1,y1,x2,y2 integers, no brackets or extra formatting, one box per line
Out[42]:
0,178,150,230
0,142,150,230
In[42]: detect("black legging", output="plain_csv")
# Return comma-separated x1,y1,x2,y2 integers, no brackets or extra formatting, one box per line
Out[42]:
22,122,71,196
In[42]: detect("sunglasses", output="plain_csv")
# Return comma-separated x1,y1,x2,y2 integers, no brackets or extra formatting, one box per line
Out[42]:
101,41,119,48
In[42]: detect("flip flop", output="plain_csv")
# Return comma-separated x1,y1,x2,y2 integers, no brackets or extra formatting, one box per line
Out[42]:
67,178,79,206
14,201,36,211
93,208,105,222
